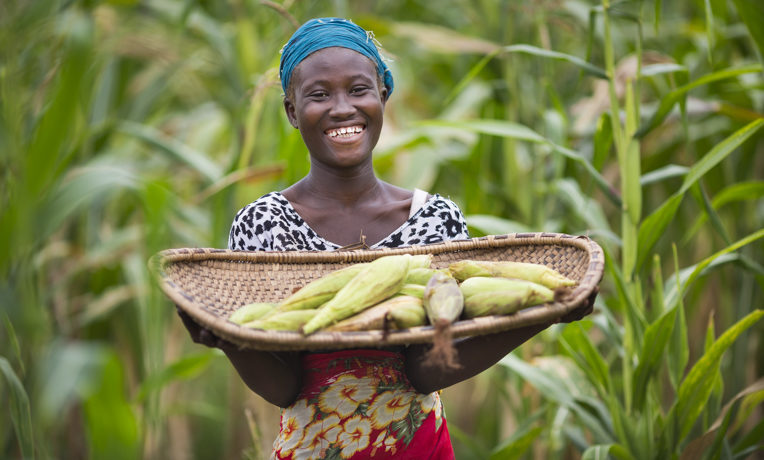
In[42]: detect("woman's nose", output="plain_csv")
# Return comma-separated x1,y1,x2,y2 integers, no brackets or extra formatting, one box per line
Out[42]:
329,93,355,118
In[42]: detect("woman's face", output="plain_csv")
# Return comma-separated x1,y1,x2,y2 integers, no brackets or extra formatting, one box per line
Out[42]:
284,47,387,170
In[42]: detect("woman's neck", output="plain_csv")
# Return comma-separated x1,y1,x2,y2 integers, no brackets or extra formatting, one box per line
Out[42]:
292,163,383,209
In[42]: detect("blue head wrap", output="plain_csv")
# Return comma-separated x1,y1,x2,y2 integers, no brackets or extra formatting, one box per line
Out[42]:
279,17,394,98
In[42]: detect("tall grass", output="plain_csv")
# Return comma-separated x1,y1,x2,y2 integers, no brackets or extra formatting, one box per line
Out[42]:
1,0,762,458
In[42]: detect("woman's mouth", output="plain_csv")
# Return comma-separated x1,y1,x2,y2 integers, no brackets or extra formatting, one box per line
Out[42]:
325,125,364,139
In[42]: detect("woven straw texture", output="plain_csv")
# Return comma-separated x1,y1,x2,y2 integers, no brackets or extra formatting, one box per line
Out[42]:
151,233,604,350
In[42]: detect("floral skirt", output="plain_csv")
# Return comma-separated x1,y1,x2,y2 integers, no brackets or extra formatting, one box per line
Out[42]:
271,349,454,460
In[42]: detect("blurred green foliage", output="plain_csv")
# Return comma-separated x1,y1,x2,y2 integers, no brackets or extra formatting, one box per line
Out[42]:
1,0,762,459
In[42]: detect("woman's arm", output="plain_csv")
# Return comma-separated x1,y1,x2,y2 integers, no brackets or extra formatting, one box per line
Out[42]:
405,289,598,393
404,323,548,394
222,347,303,408
176,307,303,407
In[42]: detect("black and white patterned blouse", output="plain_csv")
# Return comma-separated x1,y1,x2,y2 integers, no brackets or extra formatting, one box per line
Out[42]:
228,191,470,251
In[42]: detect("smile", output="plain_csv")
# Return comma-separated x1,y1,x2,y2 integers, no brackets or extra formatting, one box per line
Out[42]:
326,125,364,138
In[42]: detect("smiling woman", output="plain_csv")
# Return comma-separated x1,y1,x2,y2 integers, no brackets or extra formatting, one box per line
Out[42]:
177,17,592,460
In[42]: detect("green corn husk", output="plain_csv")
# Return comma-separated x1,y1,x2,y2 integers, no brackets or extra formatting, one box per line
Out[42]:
423,272,464,325
397,283,426,299
459,276,554,301
389,297,427,329
326,295,422,332
410,254,434,270
422,271,464,370
449,260,576,289
228,302,277,324
274,263,369,313
243,309,318,331
463,286,555,318
404,267,439,285
301,254,412,335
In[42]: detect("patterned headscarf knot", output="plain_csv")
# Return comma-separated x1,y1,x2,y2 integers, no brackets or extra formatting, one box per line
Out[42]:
279,17,394,98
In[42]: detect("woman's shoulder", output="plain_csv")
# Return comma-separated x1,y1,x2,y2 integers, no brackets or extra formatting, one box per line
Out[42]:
234,191,290,217
228,192,295,251
420,194,465,217
376,193,469,248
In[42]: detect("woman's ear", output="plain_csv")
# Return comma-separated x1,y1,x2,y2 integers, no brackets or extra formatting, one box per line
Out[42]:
380,86,389,105
283,97,299,129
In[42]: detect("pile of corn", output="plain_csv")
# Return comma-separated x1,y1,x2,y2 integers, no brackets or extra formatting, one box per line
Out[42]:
227,254,576,335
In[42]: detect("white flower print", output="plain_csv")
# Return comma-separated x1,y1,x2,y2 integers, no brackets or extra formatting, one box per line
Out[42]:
368,390,415,429
318,374,376,418
337,415,372,458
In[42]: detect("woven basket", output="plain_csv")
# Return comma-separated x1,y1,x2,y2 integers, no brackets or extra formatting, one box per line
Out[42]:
151,233,604,351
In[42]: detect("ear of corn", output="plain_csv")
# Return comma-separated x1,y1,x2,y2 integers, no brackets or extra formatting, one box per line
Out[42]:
463,285,554,318
449,260,576,289
274,263,369,313
410,254,434,270
389,297,426,328
404,267,439,285
243,309,318,331
397,283,426,299
459,276,553,300
326,295,422,332
423,271,464,325
447,260,493,281
228,302,277,324
301,254,412,335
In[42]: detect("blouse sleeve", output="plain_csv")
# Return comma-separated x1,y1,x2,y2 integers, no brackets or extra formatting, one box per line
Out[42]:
227,202,268,251
438,197,470,241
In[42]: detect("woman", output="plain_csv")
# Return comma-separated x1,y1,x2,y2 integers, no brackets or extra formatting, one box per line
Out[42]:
181,18,593,459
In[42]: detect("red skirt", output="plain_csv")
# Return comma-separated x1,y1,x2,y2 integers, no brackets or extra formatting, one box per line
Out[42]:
271,349,454,460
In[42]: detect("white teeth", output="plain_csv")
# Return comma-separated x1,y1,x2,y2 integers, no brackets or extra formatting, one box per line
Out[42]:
327,126,364,137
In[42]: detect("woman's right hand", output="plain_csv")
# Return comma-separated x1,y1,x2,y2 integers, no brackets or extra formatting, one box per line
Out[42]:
175,306,235,351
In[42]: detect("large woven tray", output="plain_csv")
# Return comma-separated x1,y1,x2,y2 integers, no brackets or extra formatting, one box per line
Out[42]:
151,233,604,351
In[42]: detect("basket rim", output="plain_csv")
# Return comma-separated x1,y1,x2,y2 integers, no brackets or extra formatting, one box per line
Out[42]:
151,232,605,350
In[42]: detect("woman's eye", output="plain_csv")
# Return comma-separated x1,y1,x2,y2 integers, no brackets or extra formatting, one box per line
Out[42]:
350,86,369,94
309,91,328,99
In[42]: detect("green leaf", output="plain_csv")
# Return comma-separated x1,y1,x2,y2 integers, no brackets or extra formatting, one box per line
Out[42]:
632,306,676,411
118,121,224,183
640,63,687,77
0,357,34,459
464,214,534,236
593,112,614,172
674,309,764,442
416,118,621,207
636,65,762,137
637,119,764,270
136,351,217,402
730,0,764,63
499,354,615,444
560,323,613,398
680,379,764,460
83,350,140,460
640,165,689,187
637,194,683,273
684,181,764,242
667,246,689,391
670,228,764,312
501,44,608,79
40,163,142,240
582,444,634,460
490,412,545,460
704,0,715,63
